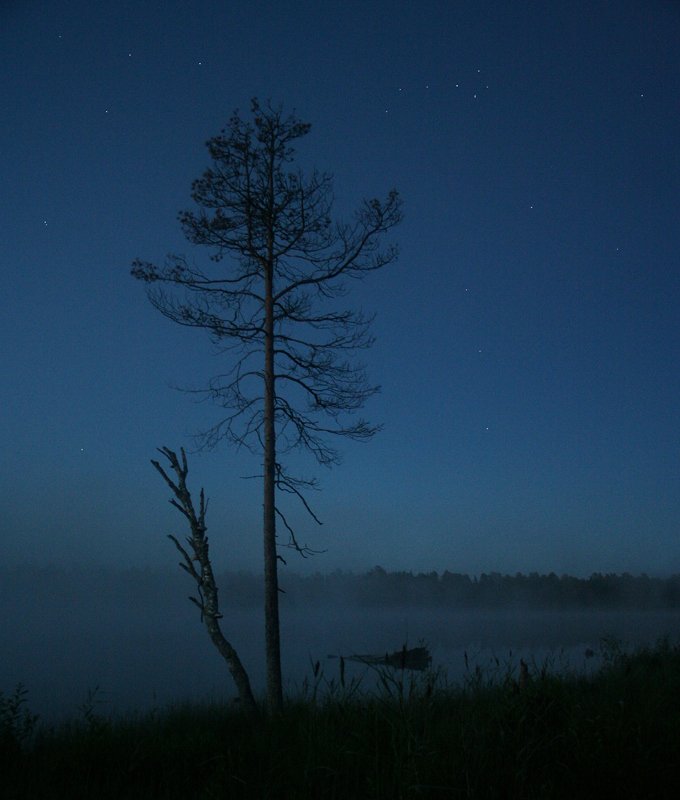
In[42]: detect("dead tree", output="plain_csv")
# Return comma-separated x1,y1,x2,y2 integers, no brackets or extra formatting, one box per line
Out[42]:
133,99,402,710
151,446,258,717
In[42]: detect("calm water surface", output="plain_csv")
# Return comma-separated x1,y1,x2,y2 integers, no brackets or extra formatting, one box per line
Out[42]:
3,596,679,722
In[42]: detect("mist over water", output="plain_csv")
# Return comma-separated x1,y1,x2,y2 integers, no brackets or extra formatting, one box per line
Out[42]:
3,567,680,723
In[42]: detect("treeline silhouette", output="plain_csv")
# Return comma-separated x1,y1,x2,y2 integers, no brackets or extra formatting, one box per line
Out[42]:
276,567,680,609
4,565,680,609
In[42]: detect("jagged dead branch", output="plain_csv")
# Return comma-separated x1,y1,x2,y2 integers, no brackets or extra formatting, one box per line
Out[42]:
241,462,327,560
151,446,258,716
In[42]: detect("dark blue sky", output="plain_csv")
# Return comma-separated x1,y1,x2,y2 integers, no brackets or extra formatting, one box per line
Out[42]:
2,0,678,575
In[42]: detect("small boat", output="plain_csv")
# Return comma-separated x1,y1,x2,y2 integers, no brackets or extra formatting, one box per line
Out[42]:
329,644,432,671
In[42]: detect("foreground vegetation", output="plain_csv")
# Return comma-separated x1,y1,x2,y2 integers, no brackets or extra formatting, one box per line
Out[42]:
3,639,680,798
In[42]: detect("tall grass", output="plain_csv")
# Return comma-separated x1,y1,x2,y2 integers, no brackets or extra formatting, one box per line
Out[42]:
3,639,680,798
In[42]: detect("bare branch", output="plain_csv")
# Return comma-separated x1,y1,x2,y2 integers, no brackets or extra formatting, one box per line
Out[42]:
133,103,400,484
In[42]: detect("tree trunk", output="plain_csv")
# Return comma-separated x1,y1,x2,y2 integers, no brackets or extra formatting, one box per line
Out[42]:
263,270,283,711
152,447,259,718
196,539,259,716
203,601,259,716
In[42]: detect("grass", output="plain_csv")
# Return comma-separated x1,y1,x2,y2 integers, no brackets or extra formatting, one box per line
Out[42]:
3,639,680,798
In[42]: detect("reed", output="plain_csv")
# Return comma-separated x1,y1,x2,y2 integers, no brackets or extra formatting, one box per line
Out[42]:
3,638,680,798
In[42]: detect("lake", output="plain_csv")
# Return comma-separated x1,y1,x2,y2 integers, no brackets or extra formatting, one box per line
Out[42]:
3,590,680,723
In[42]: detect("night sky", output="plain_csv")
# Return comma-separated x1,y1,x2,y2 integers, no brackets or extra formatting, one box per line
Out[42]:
2,0,679,576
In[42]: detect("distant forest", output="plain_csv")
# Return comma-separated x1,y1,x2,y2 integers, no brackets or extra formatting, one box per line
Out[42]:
273,568,680,609
3,565,680,609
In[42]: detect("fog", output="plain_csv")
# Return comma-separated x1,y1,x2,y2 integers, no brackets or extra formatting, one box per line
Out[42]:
3,567,680,724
